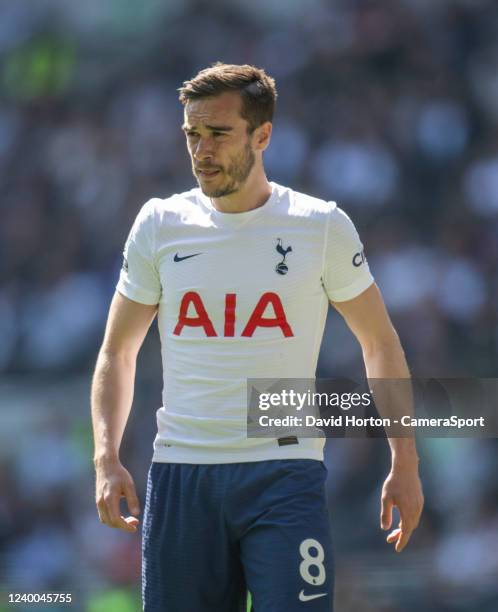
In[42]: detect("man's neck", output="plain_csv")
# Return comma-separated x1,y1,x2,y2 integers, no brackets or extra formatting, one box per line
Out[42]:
210,171,272,214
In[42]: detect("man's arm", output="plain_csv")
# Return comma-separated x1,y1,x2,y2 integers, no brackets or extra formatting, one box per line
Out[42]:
91,291,157,532
331,282,424,552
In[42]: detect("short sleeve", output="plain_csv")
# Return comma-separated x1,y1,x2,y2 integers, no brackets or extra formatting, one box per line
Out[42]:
323,205,374,302
116,200,161,305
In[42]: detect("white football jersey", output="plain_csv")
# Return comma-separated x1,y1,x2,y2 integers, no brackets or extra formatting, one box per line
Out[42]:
117,182,374,463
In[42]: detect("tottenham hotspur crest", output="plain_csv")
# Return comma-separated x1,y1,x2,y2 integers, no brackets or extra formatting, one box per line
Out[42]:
275,238,292,275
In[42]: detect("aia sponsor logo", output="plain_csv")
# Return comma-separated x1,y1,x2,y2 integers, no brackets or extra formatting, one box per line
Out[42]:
173,291,294,338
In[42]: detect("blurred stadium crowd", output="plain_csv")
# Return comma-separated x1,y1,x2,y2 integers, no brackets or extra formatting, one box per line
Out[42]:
0,0,497,610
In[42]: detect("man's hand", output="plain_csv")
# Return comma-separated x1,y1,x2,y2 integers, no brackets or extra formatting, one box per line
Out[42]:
95,457,141,533
380,462,424,552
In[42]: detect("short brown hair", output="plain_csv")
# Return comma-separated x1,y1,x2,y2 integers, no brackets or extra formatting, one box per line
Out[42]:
178,62,277,132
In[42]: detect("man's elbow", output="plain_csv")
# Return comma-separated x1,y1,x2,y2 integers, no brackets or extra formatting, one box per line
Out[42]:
361,328,405,362
96,344,138,370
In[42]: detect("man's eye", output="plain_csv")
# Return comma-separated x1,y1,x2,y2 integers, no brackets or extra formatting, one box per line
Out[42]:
187,132,199,138
212,132,226,138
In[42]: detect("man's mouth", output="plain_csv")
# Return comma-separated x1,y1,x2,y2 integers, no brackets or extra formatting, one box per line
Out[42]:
197,168,221,178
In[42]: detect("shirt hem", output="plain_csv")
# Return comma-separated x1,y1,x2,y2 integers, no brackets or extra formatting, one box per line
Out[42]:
151,441,324,464
116,281,160,305
328,274,374,302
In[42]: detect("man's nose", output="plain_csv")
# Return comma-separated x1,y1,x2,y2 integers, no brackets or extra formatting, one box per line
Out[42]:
194,137,214,161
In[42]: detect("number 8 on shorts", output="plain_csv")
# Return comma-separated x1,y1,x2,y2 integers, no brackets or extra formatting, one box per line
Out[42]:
299,538,326,586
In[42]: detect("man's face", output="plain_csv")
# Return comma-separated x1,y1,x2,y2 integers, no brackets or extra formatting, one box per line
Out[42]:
183,91,256,198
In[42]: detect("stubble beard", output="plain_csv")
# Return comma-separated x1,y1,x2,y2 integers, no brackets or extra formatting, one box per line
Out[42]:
195,141,255,198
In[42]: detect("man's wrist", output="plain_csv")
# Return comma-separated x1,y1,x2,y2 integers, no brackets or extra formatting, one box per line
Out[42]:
390,438,419,470
392,455,420,472
93,452,120,468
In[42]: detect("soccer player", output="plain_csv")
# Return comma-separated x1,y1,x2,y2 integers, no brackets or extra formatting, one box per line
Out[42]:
91,63,424,611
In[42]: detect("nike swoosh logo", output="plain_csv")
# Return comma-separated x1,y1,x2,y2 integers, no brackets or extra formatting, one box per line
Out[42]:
174,252,202,262
298,590,327,602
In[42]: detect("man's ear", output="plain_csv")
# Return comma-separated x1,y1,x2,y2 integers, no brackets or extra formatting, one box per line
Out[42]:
253,122,272,151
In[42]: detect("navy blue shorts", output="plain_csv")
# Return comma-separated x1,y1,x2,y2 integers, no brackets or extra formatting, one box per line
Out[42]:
142,459,334,611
